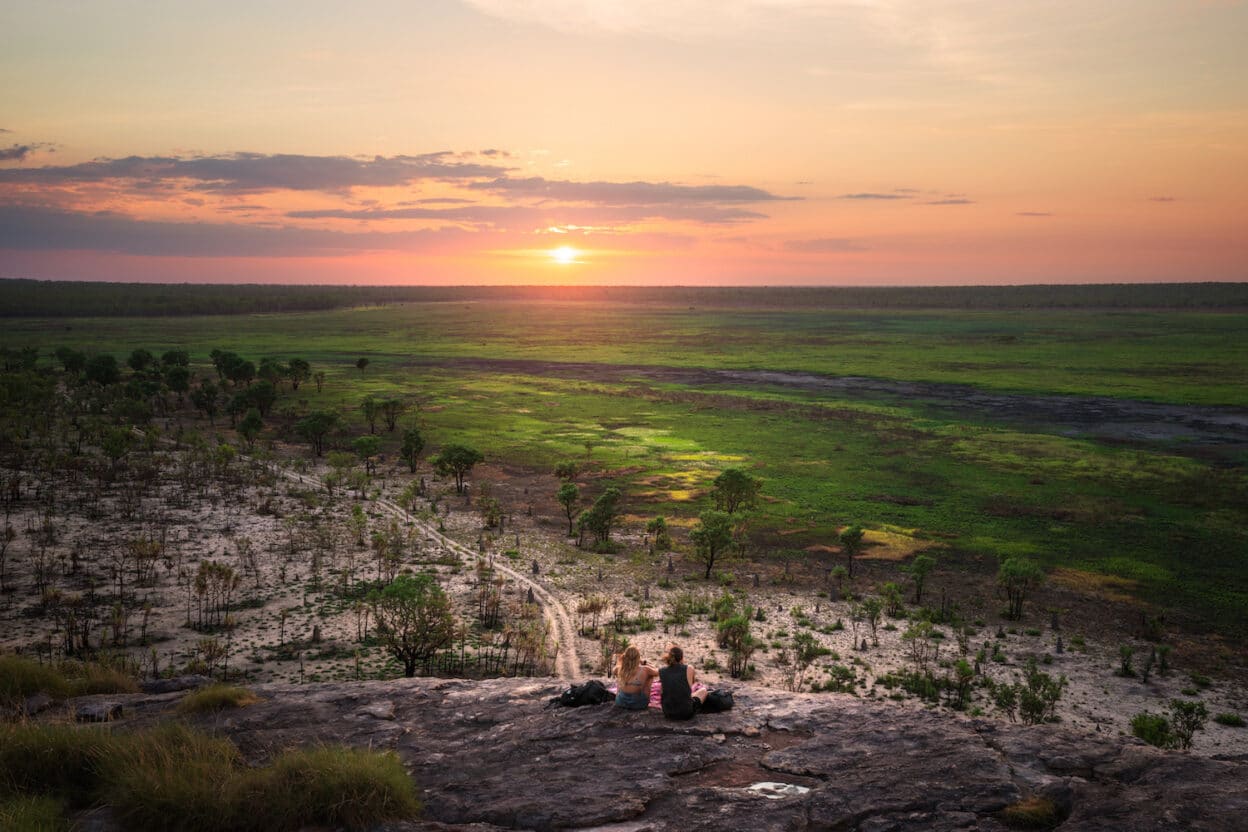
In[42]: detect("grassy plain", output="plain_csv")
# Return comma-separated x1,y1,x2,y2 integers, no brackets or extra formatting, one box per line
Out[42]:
4,298,1246,636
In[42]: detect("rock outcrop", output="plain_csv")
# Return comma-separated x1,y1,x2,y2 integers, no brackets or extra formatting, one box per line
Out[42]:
94,677,1246,831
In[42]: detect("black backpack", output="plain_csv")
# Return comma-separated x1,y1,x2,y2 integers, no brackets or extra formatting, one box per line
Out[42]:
549,679,613,708
701,689,735,713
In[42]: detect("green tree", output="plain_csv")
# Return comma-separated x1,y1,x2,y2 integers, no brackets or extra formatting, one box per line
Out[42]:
356,357,370,373
258,357,287,388
553,460,579,481
369,574,454,677
296,410,341,457
84,354,121,386
646,515,672,551
862,596,883,646
353,435,383,475
161,349,189,367
380,398,407,432
287,357,311,391
227,358,256,387
1169,699,1209,750
190,381,220,425
243,379,277,417
690,509,734,579
432,444,484,493
54,346,87,375
718,609,756,678
711,468,762,514
904,552,937,604
127,348,156,373
163,364,191,401
557,482,580,536
360,396,381,434
400,427,425,473
579,486,622,548
998,557,1044,620
238,408,264,450
840,525,865,578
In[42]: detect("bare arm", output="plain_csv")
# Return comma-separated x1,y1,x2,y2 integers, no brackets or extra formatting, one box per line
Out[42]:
687,665,697,687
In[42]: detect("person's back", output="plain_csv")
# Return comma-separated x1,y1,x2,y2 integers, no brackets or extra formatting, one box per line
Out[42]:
659,662,694,719
658,644,707,720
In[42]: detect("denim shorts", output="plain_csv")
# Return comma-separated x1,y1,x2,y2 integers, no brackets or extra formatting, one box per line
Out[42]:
615,690,649,710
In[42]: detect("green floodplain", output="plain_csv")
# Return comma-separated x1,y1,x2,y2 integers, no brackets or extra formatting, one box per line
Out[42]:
3,283,1246,638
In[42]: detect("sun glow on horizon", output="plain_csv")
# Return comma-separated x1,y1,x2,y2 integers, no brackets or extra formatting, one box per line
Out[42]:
550,246,580,265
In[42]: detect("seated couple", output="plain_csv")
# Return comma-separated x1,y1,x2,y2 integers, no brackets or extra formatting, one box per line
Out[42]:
614,644,709,720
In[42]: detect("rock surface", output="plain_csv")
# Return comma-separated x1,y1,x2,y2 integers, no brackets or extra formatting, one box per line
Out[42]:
105,678,1246,831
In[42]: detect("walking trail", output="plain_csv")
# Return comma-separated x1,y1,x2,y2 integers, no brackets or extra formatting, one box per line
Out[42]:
279,465,582,680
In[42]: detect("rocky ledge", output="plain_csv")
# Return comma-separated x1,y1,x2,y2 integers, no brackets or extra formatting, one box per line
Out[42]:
92,677,1246,831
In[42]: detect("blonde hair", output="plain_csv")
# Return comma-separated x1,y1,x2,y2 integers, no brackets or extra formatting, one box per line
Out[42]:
662,644,684,666
615,645,641,681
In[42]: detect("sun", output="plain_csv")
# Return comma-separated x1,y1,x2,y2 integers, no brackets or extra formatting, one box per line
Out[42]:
550,245,579,264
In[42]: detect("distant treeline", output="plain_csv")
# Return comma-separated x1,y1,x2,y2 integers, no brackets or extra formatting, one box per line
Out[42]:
2,278,1247,317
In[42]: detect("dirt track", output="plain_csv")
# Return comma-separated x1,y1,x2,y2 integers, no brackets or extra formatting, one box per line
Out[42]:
425,357,1248,451
278,465,581,680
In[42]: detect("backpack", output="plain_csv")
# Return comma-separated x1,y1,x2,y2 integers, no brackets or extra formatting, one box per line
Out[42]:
701,689,735,713
549,679,613,708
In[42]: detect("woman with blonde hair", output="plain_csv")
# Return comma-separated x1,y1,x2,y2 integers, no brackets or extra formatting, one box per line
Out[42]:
613,645,658,710
658,643,709,720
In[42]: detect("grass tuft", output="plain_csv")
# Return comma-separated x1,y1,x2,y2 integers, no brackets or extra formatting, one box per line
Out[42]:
999,796,1060,829
1213,712,1245,728
177,685,262,714
0,795,67,832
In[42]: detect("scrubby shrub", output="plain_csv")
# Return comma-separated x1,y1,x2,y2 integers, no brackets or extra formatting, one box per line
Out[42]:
177,685,261,714
1213,712,1245,728
1018,660,1066,725
815,664,857,693
1131,712,1174,748
1116,645,1135,677
1168,699,1208,750
718,610,756,678
1189,672,1212,689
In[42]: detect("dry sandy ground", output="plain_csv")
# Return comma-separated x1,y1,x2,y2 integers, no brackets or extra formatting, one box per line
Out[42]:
2,441,1245,758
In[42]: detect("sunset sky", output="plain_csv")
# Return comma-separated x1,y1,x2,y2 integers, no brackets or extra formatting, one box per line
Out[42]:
2,1,1246,285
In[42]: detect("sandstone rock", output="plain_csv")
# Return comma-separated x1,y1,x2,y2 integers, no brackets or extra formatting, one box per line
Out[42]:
139,674,213,694
75,701,122,722
22,691,53,716
88,677,1248,831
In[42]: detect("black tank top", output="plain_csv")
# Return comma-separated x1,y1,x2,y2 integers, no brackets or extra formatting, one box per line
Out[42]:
659,663,693,717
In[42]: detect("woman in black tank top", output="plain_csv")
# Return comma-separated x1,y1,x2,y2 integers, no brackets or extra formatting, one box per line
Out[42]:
658,644,709,720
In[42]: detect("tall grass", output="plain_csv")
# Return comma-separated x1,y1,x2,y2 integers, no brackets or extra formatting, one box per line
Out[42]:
0,721,420,831
0,656,69,707
0,795,67,832
0,655,137,709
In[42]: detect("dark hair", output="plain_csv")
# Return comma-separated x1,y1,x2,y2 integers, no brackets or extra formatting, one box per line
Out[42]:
664,645,684,666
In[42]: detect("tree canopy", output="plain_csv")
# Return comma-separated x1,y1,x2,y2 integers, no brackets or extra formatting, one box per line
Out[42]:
369,574,454,677
711,468,762,514
432,444,483,493
690,509,735,579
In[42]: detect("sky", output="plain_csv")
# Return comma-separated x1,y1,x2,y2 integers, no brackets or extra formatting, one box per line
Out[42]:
1,0,1246,286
